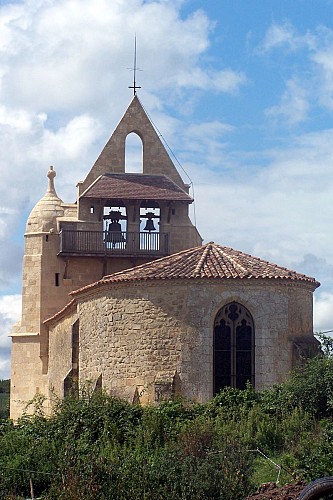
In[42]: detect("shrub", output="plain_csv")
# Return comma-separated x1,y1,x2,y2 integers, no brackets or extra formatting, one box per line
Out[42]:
294,419,333,480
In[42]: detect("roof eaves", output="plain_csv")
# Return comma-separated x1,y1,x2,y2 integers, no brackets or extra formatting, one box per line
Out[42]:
79,175,103,199
44,298,77,325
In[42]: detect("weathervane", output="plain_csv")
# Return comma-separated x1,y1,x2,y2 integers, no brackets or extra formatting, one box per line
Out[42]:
128,35,142,96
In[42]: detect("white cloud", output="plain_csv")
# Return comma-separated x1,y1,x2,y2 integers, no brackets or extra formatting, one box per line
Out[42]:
181,120,234,168
261,22,295,50
314,292,333,333
311,46,333,110
265,78,309,125
258,22,333,125
175,67,246,93
0,294,21,379
258,21,314,54
0,0,243,114
184,123,333,272
0,104,45,131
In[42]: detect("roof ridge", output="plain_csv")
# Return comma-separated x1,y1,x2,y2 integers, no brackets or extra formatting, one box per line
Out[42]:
221,247,250,276
194,242,213,275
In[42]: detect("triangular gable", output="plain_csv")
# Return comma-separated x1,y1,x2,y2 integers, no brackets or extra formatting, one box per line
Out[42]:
81,95,186,192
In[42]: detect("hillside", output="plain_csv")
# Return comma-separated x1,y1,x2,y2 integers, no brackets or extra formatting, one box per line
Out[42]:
1,340,333,498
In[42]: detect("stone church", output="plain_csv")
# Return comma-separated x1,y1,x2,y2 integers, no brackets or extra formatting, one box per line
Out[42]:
10,96,320,419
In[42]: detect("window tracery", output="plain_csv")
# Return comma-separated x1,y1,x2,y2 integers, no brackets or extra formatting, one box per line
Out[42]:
214,302,254,393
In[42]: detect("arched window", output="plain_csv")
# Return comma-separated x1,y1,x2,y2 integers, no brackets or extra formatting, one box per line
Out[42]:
214,302,254,394
125,132,143,173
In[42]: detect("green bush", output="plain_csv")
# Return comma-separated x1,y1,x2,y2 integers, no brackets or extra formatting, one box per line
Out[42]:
3,350,333,497
0,391,256,499
294,419,333,481
204,383,258,419
258,356,333,418
0,380,10,421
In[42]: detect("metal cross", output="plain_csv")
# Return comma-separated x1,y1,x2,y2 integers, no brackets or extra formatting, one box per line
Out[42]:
128,35,142,96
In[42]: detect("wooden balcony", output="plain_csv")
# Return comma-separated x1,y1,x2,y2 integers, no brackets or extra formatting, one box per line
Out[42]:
58,230,170,257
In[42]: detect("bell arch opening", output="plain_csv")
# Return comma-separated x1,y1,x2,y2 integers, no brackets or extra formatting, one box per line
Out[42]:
103,204,127,249
139,201,160,251
214,302,255,394
125,132,143,173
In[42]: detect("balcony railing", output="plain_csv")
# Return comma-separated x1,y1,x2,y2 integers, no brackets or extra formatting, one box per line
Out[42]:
59,230,169,256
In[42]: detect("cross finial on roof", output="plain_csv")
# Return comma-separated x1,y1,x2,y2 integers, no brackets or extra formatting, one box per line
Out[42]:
128,35,142,96
47,165,57,194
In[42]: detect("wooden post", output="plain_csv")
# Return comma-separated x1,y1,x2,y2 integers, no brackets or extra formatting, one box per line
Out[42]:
29,478,35,500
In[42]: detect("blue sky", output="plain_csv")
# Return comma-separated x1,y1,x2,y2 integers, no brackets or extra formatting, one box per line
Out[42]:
1,0,333,378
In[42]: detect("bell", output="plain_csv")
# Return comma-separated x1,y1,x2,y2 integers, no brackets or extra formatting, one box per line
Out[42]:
106,221,126,244
108,221,122,233
143,218,156,232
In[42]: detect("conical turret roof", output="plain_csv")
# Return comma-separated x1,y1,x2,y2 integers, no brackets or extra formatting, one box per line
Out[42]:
26,166,64,233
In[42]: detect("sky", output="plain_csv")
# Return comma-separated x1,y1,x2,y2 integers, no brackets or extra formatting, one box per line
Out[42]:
1,0,333,379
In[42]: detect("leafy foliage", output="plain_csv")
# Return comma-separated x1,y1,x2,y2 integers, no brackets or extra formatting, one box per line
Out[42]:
0,392,253,499
0,379,10,394
2,345,333,498
0,379,10,420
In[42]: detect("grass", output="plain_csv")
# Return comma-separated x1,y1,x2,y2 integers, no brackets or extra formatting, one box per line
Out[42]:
251,453,297,487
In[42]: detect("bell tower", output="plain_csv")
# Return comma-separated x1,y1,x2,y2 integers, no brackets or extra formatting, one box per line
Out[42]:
11,96,202,419
62,95,202,269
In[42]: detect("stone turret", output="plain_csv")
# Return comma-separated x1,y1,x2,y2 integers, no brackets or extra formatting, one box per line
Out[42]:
11,167,66,419
26,166,64,233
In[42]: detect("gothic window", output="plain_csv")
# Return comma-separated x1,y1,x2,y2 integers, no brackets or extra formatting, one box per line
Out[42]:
214,302,254,394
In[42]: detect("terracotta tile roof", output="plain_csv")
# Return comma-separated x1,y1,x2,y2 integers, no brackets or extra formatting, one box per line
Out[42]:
80,173,193,202
43,299,76,325
71,242,320,296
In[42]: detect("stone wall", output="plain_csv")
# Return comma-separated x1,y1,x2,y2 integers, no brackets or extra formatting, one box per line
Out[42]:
10,336,48,420
81,96,186,192
48,278,315,405
48,310,78,401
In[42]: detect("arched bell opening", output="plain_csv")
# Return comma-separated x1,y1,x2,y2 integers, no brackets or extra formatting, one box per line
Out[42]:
103,203,127,248
213,302,255,395
140,201,160,251
125,132,143,173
